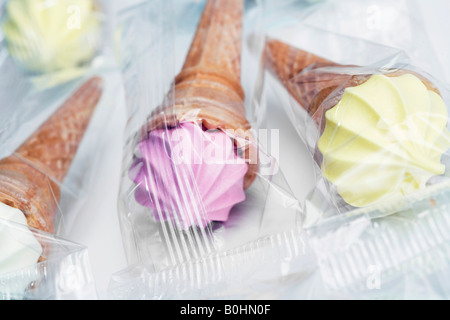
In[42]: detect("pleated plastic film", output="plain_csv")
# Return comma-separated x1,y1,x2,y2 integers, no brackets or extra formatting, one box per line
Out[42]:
0,0,121,299
116,0,301,273
108,226,316,300
0,217,96,300
309,180,450,299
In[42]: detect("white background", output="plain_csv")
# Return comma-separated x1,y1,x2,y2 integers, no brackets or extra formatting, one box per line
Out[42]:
66,0,450,299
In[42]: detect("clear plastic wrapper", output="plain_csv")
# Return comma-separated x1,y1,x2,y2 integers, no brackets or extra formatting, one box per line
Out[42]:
0,0,121,234
0,0,107,88
109,0,450,300
109,181,450,300
255,0,450,299
0,0,121,299
108,226,317,300
116,0,300,273
0,214,97,300
259,0,450,226
308,180,450,299
296,0,449,85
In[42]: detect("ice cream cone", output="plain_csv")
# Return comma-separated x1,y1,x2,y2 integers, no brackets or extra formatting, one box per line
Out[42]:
264,38,450,208
264,37,440,131
0,77,103,243
148,0,257,189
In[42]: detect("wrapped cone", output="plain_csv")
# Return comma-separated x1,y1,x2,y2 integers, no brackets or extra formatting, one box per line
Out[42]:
148,0,257,189
264,38,450,208
264,37,440,132
0,77,103,244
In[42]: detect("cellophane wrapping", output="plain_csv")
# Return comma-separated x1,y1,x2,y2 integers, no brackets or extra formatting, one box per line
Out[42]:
259,0,450,222
0,0,121,299
108,0,450,300
115,0,301,278
257,0,450,299
0,216,97,300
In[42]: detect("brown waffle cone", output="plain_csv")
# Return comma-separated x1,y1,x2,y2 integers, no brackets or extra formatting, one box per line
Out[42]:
264,38,440,132
148,0,257,190
0,77,103,253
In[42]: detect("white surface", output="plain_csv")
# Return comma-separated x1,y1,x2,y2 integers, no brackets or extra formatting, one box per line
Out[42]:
66,0,450,300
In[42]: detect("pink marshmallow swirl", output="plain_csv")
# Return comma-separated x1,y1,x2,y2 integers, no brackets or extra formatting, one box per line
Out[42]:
129,122,248,229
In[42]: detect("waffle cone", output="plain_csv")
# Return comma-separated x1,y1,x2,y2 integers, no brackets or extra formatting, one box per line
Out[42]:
0,77,103,246
264,38,440,131
148,0,257,189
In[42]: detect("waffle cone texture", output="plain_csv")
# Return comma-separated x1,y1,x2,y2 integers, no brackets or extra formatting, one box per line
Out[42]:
0,77,103,243
148,0,258,189
263,38,440,132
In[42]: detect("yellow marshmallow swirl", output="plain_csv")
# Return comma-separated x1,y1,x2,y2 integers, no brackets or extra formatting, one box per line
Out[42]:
318,73,450,207
1,0,101,73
